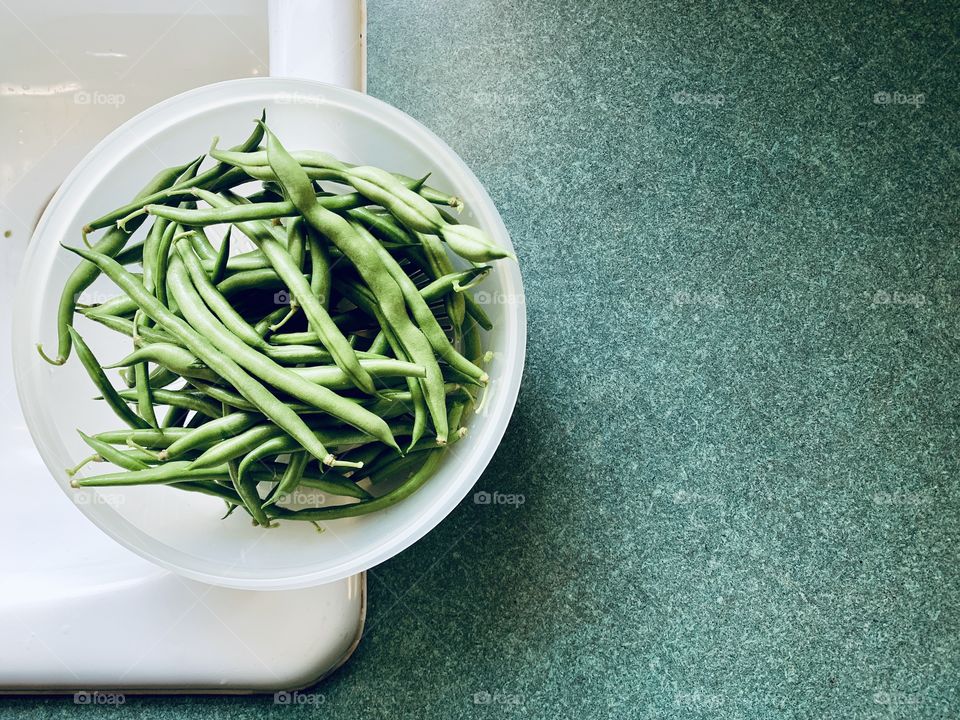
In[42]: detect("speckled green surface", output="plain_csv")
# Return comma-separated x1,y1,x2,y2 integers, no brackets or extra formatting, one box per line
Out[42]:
8,0,959,718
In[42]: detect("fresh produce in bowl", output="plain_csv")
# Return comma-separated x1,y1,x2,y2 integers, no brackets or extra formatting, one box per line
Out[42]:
43,115,513,527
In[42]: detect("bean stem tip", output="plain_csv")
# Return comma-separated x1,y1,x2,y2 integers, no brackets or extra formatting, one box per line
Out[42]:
36,343,66,366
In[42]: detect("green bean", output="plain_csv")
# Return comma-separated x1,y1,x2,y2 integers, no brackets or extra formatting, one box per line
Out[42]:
83,312,174,346
175,238,265,349
38,161,194,366
367,332,391,356
404,375,428,449
186,223,217,261
192,188,375,395
292,358,425,389
422,266,490,301
307,226,331,309
94,427,190,447
189,424,282,469
167,255,400,450
141,216,171,295
161,405,191,429
64,245,343,466
261,340,396,366
185,380,313,415
350,219,486,384
136,217,189,429
79,294,137,319
261,122,450,443
236,424,396,482
235,436,289,481
77,431,149,472
286,216,307,269
72,460,230,487
158,412,261,460
153,222,180,307
145,365,181,390
146,199,296,226
254,307,290,338
169,480,244,506
264,331,324,346
229,456,270,526
262,450,308,508
464,292,493,331
114,239,145,266
218,252,272,273
210,227,232,284
66,327,150,429
132,361,159,428
391,173,462,210
83,116,264,233
462,316,481,364
345,207,418,246
417,232,465,341
217,267,285,295
297,473,372,501
104,342,220,382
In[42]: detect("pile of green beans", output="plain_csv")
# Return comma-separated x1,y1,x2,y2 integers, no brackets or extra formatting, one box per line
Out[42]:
47,115,509,527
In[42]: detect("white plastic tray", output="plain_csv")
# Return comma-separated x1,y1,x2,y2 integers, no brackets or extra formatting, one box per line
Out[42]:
0,0,365,692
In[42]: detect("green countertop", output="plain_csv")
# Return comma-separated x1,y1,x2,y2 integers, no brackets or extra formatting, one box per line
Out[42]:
10,0,958,717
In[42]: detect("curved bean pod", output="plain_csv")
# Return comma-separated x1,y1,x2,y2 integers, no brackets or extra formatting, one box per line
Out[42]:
68,328,150,429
